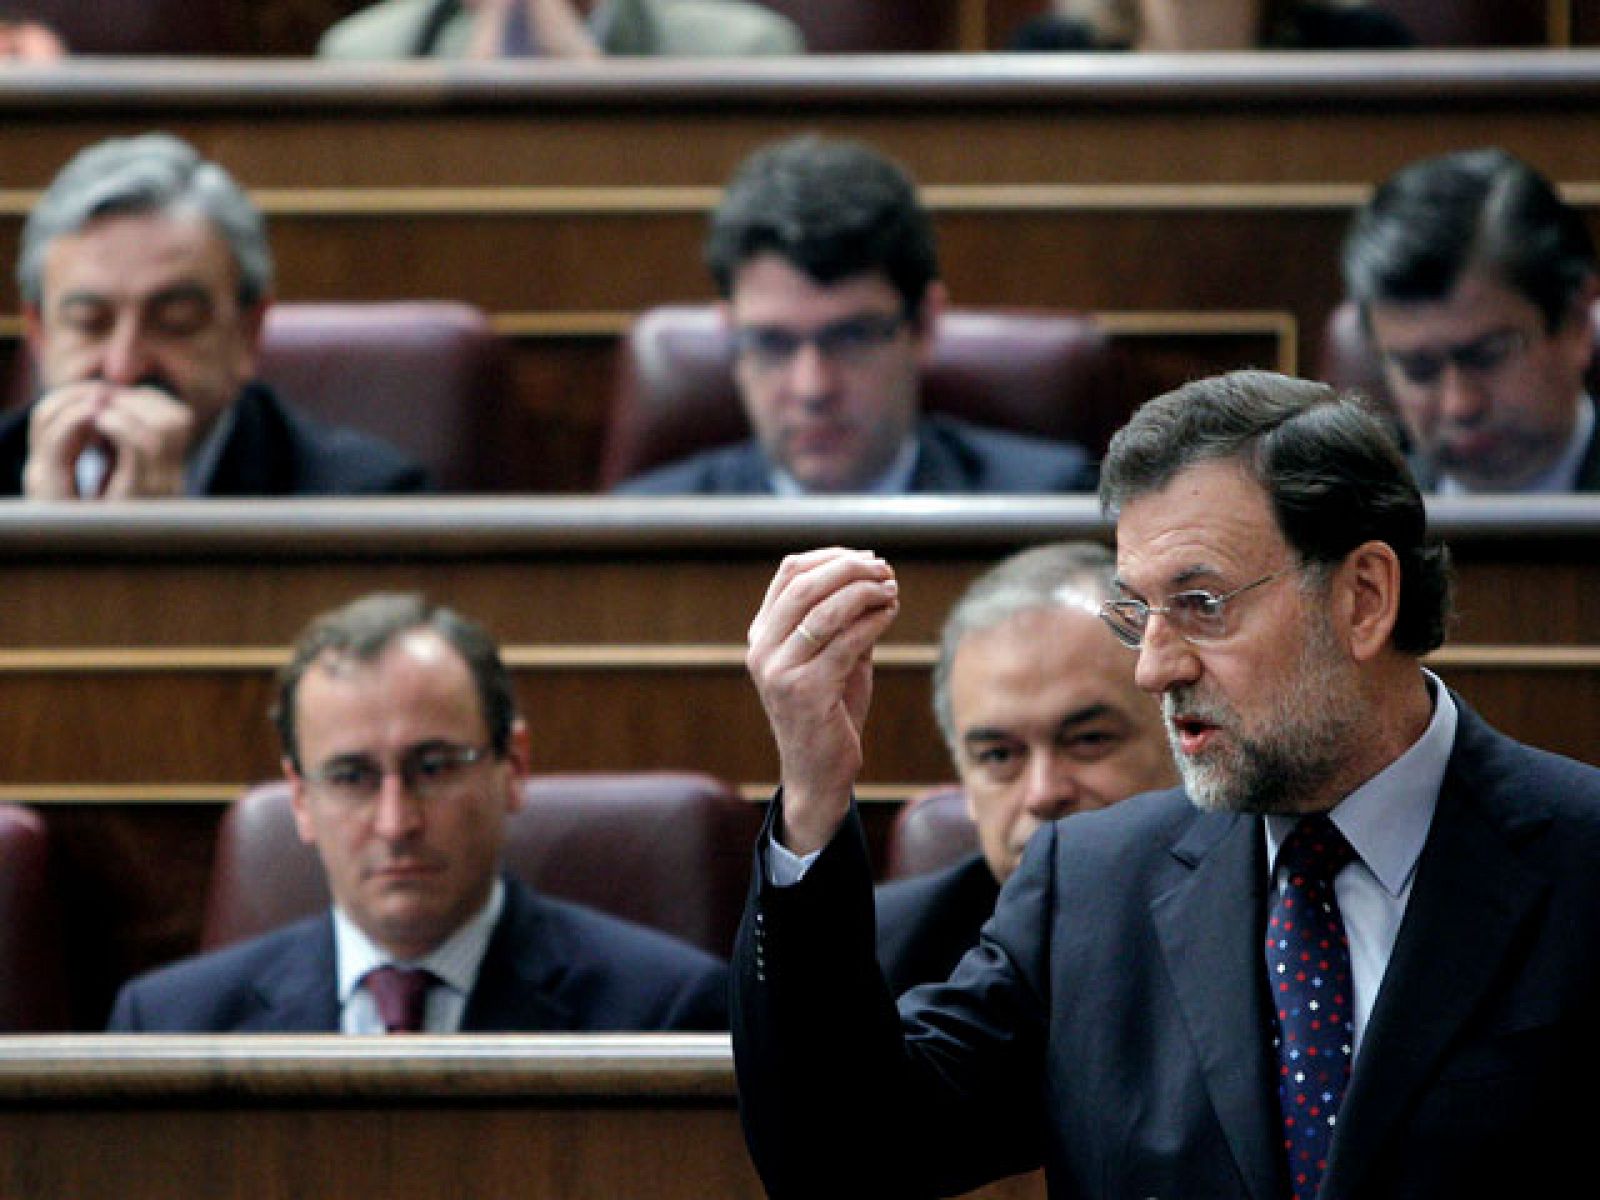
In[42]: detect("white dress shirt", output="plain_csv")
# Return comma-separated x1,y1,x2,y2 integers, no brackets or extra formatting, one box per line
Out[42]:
333,878,504,1034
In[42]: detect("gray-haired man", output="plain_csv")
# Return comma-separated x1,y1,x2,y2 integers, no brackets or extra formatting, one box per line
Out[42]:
2,132,426,499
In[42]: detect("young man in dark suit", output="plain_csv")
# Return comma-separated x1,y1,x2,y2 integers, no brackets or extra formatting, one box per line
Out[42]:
109,593,726,1033
735,370,1600,1198
614,135,1097,496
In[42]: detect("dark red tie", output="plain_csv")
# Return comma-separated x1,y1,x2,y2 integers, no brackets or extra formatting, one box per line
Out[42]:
1266,814,1356,1200
364,965,435,1033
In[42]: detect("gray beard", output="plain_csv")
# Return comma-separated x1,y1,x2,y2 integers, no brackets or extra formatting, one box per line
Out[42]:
1169,618,1360,816
1175,720,1351,816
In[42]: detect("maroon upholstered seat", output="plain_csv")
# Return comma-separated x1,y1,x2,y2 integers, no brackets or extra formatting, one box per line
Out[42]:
1367,0,1545,46
255,302,517,493
601,304,1128,489
883,786,981,881
0,804,70,1031
199,773,759,958
754,0,960,52
15,0,234,54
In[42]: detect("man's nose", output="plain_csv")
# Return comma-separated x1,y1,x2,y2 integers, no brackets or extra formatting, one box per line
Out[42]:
1437,363,1490,426
1133,614,1200,696
97,315,154,386
370,774,425,839
787,340,840,401
1022,751,1082,818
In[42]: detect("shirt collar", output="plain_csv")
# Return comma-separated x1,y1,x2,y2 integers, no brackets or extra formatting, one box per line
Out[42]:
769,435,920,496
1266,670,1456,897
334,876,505,1002
1438,392,1595,495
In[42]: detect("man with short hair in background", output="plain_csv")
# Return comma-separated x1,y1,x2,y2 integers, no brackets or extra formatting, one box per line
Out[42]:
875,540,1175,993
108,592,727,1033
2,133,427,499
1343,146,1600,492
615,134,1098,496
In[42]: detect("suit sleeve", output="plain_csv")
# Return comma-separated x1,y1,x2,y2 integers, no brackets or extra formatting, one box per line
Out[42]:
731,801,1047,1198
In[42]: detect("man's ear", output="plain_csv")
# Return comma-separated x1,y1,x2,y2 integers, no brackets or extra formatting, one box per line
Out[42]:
1338,540,1402,662
503,719,532,814
1560,273,1599,378
22,304,46,363
284,756,319,847
911,281,948,362
234,296,271,380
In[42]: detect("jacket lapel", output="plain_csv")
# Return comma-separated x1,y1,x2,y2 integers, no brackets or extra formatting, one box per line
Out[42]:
460,878,575,1032
250,917,342,1031
1325,715,1549,1196
1152,810,1282,1200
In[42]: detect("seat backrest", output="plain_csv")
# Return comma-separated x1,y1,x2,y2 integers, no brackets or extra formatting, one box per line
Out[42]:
754,0,960,52
254,302,517,492
1367,0,1545,46
883,785,981,881
199,773,759,958
16,0,235,53
602,304,1128,489
0,804,70,1031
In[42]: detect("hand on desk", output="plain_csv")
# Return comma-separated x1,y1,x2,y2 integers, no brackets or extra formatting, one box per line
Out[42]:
746,547,899,856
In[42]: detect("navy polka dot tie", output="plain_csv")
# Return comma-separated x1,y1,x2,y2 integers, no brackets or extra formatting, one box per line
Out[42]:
1266,813,1356,1200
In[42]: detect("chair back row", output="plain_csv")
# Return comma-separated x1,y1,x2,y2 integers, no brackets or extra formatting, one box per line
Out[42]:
0,782,977,1030
201,773,763,959
204,777,982,955
6,301,1125,494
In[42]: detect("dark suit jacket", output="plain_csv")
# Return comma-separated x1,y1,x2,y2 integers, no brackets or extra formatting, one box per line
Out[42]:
108,876,729,1032
733,698,1600,1198
614,414,1097,495
874,853,999,996
0,383,429,496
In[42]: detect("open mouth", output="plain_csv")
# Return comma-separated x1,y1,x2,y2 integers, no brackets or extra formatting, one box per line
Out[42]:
1169,713,1219,756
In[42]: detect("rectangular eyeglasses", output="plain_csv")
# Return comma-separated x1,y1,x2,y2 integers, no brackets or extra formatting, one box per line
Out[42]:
1098,567,1294,649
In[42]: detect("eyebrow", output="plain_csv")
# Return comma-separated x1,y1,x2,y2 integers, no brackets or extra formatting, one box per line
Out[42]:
1113,564,1223,598
962,703,1123,747
57,282,216,310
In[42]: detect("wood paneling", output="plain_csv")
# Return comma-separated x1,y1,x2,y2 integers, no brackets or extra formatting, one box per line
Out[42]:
0,1035,1046,1197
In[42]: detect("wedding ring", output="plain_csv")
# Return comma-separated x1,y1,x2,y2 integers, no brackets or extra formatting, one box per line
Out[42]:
795,621,823,648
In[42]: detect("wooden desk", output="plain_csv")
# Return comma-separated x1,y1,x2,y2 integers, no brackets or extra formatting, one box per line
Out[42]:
3,55,1600,486
0,1035,1041,1199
